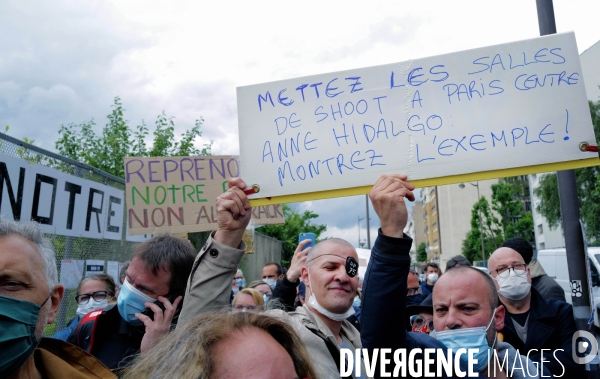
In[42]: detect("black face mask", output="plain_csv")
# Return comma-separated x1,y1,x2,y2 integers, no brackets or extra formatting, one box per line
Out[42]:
406,293,425,306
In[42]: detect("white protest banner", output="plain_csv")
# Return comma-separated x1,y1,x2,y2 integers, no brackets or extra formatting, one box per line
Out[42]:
237,32,599,206
59,259,84,289
0,153,136,240
124,155,285,235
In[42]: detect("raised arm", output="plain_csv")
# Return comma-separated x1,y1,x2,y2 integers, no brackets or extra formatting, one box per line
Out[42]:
361,175,415,351
177,178,252,327
272,239,312,310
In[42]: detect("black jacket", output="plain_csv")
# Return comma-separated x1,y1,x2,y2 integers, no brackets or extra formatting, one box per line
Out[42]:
361,230,455,378
501,288,583,376
66,305,145,370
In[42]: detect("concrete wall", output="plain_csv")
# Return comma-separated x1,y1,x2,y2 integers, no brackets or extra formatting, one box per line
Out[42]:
240,231,283,283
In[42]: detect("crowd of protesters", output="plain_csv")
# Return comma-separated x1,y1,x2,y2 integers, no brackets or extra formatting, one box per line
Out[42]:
0,174,587,378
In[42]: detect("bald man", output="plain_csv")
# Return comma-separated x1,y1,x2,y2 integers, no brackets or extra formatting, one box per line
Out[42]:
362,175,541,378
488,247,582,377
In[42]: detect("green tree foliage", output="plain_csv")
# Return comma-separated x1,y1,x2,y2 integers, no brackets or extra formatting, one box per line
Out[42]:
55,97,212,178
462,179,533,263
257,205,327,266
416,242,427,263
534,100,600,244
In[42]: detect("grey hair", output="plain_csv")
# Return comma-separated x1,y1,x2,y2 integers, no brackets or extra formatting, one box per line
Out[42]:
0,217,58,289
236,268,244,277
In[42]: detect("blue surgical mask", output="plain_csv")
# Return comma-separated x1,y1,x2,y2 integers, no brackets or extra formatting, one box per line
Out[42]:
263,294,270,303
353,295,361,308
0,293,50,377
263,278,277,289
433,309,497,373
117,278,155,326
236,278,245,288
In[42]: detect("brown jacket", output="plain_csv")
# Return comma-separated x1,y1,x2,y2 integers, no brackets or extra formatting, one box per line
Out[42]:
33,338,115,379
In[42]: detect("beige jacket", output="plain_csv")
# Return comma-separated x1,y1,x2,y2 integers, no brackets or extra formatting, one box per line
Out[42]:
266,305,362,379
178,233,362,378
177,232,246,327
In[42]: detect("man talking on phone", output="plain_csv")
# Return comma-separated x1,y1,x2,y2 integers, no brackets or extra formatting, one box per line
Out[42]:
67,234,196,370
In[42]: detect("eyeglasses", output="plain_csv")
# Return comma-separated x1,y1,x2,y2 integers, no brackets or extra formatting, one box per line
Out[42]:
493,264,527,279
410,315,434,331
232,304,258,312
407,287,422,296
75,291,111,304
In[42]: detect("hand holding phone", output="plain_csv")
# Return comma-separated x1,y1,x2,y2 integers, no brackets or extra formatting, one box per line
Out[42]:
140,294,180,321
298,232,316,248
286,233,316,282
138,294,183,353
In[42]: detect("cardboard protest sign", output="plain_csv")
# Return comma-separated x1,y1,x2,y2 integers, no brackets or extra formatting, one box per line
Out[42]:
237,32,599,206
124,155,285,235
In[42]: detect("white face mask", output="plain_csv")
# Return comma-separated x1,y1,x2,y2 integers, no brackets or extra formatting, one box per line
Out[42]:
307,294,355,322
305,268,355,322
428,273,439,283
494,269,531,300
263,278,277,290
76,298,109,318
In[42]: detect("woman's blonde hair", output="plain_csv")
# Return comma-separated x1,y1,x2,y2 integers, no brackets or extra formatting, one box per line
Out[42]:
246,279,269,290
121,312,318,379
232,288,264,308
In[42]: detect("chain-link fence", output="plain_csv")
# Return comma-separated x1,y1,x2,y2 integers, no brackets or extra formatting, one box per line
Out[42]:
0,132,139,336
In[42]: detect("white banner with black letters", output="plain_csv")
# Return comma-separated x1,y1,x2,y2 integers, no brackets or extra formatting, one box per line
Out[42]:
0,153,144,241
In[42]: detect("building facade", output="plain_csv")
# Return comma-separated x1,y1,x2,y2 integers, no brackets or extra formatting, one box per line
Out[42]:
437,179,498,270
421,187,441,262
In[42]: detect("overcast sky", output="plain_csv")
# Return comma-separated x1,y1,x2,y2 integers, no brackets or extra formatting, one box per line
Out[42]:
1,0,599,246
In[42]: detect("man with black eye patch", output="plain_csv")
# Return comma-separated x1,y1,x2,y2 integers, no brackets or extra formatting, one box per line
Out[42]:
179,177,366,379
269,238,365,378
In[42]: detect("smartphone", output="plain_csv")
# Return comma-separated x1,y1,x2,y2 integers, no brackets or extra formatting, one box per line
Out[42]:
140,294,180,320
299,232,316,248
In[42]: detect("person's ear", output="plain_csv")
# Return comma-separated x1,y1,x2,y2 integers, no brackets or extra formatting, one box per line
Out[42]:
301,266,310,289
495,304,505,331
47,284,65,324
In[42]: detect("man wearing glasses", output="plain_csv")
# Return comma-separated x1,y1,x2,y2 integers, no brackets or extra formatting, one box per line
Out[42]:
488,247,580,377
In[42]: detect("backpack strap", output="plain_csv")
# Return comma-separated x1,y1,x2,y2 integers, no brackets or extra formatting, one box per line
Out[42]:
78,309,103,353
